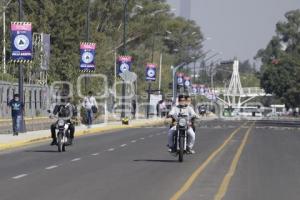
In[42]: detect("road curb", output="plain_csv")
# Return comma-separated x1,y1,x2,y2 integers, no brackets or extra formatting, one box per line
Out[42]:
0,119,165,152
0,117,49,123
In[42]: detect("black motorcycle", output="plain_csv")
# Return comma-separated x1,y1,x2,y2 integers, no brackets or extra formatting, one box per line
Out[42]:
198,105,206,117
55,117,71,152
173,114,189,162
48,110,72,152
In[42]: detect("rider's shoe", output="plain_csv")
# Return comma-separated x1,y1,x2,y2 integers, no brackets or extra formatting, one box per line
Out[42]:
168,148,176,153
186,147,195,154
188,149,195,154
50,139,57,146
68,138,73,145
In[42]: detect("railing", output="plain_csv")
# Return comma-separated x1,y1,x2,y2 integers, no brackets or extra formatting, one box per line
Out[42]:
215,87,268,97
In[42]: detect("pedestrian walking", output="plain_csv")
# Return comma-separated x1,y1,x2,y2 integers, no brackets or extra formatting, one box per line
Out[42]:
131,99,137,119
7,94,24,136
82,91,98,128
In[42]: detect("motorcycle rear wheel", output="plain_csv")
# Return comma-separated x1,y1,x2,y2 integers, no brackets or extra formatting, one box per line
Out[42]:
57,133,63,152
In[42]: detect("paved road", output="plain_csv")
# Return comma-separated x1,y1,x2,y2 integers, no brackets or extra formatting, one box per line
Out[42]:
0,120,299,200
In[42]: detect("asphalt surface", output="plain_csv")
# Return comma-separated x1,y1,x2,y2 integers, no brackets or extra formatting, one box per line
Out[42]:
0,119,299,200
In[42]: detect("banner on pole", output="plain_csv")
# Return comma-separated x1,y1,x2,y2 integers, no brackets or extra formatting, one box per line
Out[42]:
80,42,96,71
192,84,198,94
176,72,184,86
183,76,191,88
11,22,32,62
145,63,156,81
117,56,132,75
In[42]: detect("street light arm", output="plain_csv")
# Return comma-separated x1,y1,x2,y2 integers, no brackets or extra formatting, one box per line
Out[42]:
204,52,222,62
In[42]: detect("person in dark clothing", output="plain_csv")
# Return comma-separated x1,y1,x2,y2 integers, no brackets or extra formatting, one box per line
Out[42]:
131,99,137,119
50,98,77,145
8,94,24,136
156,101,160,117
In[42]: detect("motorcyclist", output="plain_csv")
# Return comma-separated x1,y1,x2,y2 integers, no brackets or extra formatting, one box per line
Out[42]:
198,104,207,116
168,95,198,154
185,95,196,132
50,97,77,145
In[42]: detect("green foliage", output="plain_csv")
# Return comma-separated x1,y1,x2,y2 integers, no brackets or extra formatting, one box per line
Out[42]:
256,9,300,107
1,0,203,99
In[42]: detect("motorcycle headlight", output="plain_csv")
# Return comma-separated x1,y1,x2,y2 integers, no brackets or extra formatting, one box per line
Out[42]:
178,118,187,127
58,119,65,127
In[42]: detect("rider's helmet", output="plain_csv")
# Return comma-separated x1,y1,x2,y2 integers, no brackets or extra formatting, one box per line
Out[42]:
178,95,186,107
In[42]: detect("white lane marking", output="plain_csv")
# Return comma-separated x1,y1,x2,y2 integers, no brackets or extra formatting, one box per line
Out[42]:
140,137,145,140
45,165,58,170
131,140,137,143
148,135,153,138
107,148,115,152
120,144,127,147
156,133,161,136
91,153,100,156
71,158,81,162
12,174,28,179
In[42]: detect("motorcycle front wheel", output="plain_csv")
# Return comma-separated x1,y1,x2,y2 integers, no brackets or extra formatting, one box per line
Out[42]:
62,142,66,152
178,136,184,162
57,132,63,152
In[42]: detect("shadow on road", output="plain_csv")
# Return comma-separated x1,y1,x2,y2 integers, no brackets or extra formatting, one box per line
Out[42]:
25,150,59,153
133,159,178,163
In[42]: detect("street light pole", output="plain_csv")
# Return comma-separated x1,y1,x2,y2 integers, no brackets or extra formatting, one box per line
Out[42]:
193,61,196,83
2,0,13,74
146,32,157,118
18,0,25,132
158,53,162,94
121,0,128,119
2,6,6,73
171,62,186,104
84,0,90,93
86,0,90,42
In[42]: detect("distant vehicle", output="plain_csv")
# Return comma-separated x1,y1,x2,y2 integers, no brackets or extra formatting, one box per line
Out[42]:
198,105,207,116
234,107,263,117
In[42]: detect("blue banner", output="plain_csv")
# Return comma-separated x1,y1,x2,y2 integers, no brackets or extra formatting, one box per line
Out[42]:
176,72,184,86
192,84,198,94
117,56,132,74
146,63,156,81
184,76,191,88
80,42,96,71
11,22,32,61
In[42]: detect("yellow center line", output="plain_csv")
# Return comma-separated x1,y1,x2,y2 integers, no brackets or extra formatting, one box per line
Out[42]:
170,121,248,200
214,122,255,200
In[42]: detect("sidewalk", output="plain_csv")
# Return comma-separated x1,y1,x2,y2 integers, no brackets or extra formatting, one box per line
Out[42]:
0,118,165,152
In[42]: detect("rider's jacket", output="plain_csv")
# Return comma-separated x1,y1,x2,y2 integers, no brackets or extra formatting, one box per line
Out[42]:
52,103,77,119
169,105,198,120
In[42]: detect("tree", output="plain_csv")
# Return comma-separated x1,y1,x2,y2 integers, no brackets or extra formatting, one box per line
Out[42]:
256,9,300,107
1,0,204,99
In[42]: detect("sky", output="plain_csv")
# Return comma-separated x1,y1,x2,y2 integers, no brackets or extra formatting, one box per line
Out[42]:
166,0,300,63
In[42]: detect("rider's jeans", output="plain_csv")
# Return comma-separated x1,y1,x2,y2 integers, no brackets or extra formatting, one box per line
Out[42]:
168,126,195,149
